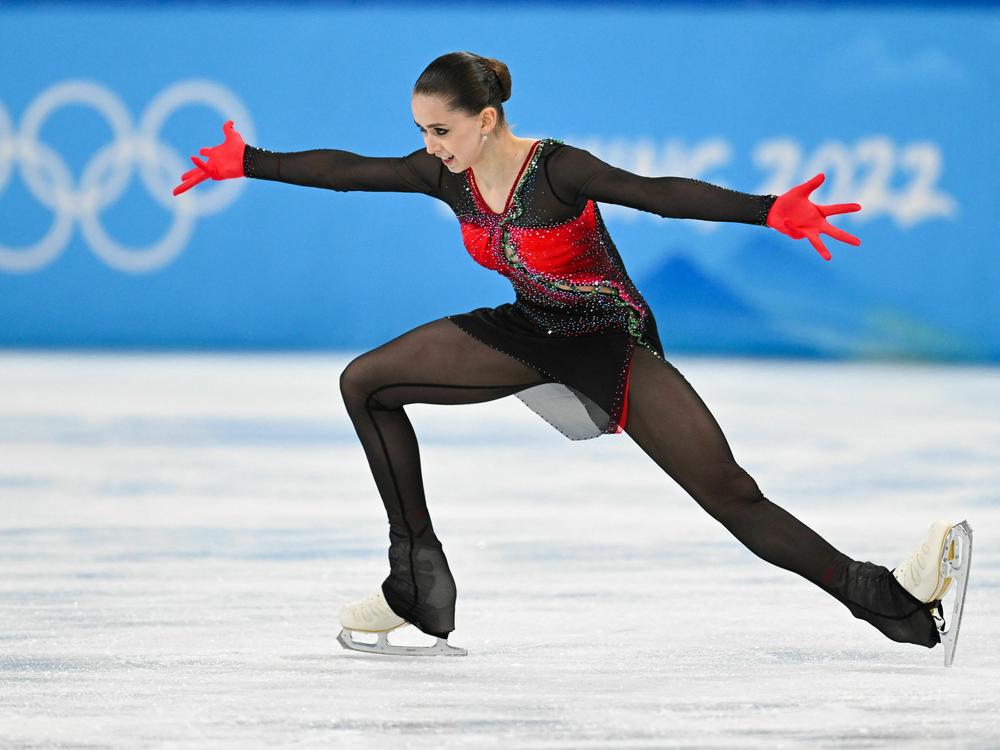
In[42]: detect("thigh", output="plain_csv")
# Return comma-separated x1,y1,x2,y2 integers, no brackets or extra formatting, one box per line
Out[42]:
340,316,552,408
623,346,741,495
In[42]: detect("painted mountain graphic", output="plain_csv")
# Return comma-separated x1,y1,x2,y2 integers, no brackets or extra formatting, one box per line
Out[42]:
635,253,826,356
714,234,986,360
714,234,871,332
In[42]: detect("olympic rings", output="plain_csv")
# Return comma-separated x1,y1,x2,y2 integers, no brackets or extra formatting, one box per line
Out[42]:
0,79,256,273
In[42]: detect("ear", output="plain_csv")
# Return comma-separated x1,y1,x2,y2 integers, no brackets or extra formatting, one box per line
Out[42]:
479,106,498,134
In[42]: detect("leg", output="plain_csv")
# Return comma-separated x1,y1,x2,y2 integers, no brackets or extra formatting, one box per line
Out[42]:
339,317,550,638
622,346,938,647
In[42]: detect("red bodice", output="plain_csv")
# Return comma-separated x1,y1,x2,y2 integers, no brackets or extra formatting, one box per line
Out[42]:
455,141,653,434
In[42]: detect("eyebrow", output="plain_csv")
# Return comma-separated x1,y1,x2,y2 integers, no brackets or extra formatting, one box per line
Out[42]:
414,120,448,128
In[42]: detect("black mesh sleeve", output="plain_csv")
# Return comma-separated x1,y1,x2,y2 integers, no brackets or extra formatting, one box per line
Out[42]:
546,143,776,226
242,144,444,199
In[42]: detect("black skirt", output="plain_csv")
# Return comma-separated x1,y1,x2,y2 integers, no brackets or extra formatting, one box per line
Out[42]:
447,300,665,440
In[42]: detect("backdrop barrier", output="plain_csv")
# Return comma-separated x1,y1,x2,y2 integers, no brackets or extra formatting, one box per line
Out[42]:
1,5,996,360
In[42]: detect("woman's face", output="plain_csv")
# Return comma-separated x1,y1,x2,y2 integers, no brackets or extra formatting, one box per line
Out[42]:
412,93,492,172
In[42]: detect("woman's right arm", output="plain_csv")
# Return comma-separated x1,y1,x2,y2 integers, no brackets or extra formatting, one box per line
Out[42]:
172,120,444,199
243,145,444,197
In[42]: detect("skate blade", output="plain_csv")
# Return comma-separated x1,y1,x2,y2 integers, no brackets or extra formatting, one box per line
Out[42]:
337,627,468,657
926,522,957,602
937,520,972,668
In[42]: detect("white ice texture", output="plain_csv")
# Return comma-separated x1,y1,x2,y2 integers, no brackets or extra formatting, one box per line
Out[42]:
1,352,998,749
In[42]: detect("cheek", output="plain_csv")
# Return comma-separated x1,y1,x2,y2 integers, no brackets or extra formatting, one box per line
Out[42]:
460,135,479,156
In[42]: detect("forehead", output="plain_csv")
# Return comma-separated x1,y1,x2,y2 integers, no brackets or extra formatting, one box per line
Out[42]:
411,93,452,120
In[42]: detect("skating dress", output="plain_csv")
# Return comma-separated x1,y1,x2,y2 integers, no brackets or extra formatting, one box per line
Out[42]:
243,139,776,439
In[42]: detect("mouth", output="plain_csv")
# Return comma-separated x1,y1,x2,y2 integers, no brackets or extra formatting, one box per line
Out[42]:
442,155,455,165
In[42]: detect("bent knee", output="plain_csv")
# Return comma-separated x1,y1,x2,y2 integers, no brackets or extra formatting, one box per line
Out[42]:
340,354,383,410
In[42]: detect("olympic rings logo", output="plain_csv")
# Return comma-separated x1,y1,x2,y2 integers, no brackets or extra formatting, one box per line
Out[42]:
0,79,255,274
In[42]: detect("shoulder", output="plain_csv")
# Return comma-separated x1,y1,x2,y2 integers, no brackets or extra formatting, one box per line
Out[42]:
398,147,447,191
402,147,439,166
539,137,569,157
539,138,603,167
538,139,613,182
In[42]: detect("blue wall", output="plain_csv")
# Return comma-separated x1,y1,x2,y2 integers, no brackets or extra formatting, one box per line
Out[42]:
1,4,997,359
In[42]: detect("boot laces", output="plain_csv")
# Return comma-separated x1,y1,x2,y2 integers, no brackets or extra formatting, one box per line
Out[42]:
894,542,931,589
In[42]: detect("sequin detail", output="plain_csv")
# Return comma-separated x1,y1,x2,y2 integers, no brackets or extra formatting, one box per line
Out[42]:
237,135,771,441
756,194,778,226
443,319,585,441
243,144,276,179
455,138,667,435
461,139,657,346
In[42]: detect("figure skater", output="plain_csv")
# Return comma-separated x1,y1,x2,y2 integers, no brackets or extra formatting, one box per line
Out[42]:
172,51,971,663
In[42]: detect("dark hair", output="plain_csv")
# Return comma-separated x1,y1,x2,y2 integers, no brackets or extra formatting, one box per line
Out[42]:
413,51,514,133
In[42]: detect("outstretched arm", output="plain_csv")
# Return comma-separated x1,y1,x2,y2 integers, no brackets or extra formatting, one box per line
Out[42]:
172,120,443,198
546,143,776,224
243,145,442,195
546,143,861,259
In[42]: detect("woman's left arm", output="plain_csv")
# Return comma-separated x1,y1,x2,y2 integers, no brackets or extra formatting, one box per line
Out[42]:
547,143,861,260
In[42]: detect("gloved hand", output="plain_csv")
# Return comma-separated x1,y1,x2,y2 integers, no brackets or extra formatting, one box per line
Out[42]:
766,173,861,261
172,120,246,196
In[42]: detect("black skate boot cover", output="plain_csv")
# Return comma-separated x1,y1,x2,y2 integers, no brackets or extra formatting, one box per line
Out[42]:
382,538,457,639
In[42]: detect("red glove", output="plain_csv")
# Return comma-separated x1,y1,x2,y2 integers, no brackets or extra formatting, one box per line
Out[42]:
766,173,861,261
172,120,246,196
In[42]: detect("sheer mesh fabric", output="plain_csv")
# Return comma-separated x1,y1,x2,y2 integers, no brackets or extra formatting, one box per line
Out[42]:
622,346,939,647
243,141,775,226
244,140,773,439
249,139,936,648
338,317,551,638
447,302,638,440
338,318,936,646
543,144,775,224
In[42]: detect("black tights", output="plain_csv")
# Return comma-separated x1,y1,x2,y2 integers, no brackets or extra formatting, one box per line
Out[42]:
339,317,938,646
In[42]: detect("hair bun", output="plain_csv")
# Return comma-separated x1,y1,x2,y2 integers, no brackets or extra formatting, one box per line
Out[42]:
483,57,512,103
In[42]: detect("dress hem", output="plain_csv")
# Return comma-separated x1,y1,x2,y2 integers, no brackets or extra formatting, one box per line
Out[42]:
445,313,630,441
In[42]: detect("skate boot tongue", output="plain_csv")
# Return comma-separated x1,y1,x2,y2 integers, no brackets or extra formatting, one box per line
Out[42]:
892,520,956,603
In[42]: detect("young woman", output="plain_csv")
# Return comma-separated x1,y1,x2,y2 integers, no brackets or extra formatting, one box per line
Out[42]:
172,51,971,662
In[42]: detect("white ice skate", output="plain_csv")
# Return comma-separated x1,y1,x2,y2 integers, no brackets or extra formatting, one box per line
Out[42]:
892,519,973,667
336,588,467,657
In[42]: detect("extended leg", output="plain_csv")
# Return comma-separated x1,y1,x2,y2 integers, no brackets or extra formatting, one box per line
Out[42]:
622,346,939,647
339,317,550,640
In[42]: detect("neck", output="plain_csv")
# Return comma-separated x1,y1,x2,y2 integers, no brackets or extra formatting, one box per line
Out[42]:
473,129,534,186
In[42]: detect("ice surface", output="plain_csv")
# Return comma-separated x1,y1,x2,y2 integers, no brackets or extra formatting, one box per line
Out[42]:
1,352,998,749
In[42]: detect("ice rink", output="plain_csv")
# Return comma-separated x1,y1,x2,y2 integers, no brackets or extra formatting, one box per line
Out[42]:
1,352,997,749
